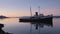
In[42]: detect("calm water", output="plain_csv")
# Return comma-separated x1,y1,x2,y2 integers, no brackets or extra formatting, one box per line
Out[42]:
0,18,60,34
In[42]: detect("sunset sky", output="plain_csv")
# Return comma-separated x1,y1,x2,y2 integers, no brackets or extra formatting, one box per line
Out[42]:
0,0,60,17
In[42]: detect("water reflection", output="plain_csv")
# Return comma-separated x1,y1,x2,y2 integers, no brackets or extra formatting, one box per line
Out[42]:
30,22,53,30
19,20,53,34
0,24,12,34
19,19,53,30
0,18,54,34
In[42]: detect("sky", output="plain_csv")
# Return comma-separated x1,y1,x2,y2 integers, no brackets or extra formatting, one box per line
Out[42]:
0,0,60,17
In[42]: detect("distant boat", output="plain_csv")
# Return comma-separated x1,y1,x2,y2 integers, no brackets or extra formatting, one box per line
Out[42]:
19,6,53,22
19,12,53,22
53,16,60,18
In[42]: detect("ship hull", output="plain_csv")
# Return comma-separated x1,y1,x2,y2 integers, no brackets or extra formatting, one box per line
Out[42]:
19,17,53,23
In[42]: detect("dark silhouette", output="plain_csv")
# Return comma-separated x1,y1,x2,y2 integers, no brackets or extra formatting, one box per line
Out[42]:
19,12,53,22
53,16,60,18
0,24,12,34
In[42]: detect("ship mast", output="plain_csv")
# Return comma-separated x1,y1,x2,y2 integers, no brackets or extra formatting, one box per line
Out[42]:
38,6,40,15
29,0,32,16
30,6,32,16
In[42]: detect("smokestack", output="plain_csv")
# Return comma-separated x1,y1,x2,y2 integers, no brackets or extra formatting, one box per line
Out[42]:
35,12,38,16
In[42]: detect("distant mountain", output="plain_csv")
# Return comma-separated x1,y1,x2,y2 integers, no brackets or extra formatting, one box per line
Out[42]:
0,15,8,18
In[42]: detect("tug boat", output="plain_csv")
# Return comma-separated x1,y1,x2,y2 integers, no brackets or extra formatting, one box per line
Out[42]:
19,12,53,22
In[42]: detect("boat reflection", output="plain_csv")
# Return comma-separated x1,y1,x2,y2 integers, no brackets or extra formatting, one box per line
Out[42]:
19,20,53,34
19,19,53,30
30,22,53,30
0,24,12,34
